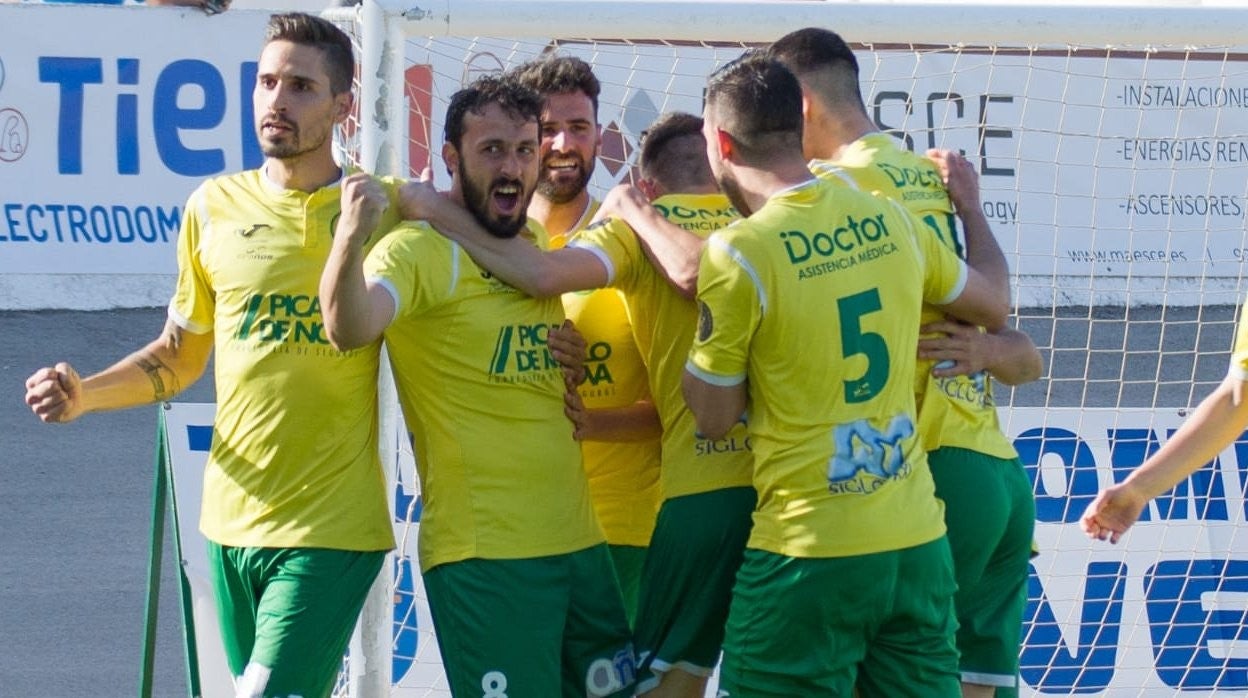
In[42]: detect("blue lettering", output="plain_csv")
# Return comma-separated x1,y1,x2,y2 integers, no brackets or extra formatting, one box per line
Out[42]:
112,206,135,243
90,206,112,242
6,204,28,242
154,60,226,176
3,203,18,241
67,205,88,242
1109,428,1229,521
1144,559,1248,689
239,61,263,170
1228,433,1248,520
117,58,140,174
157,207,179,242
26,205,47,242
186,425,213,451
1021,561,1125,693
39,57,103,175
42,56,257,176
1015,427,1098,523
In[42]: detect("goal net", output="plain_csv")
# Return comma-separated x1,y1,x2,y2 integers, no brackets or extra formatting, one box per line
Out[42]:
329,1,1248,696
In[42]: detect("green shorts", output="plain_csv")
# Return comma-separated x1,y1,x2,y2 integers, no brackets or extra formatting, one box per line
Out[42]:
929,447,1035,688
718,538,960,698
632,487,756,693
422,544,635,698
608,544,647,628
207,543,386,698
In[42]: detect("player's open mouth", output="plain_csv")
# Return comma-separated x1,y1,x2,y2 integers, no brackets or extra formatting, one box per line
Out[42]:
492,182,521,214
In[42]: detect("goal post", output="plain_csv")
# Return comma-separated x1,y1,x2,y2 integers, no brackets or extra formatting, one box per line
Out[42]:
329,2,1248,696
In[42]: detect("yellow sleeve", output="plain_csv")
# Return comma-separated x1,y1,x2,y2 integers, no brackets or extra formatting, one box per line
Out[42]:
168,183,214,334
686,231,761,386
363,225,454,319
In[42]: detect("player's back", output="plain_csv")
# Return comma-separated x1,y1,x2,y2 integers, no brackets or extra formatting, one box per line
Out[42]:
814,134,1016,458
576,192,751,500
699,176,966,558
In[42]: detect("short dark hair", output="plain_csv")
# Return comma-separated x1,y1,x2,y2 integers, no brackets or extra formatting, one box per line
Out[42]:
265,13,356,95
768,27,865,112
704,51,803,164
639,112,713,192
509,54,600,118
443,75,543,152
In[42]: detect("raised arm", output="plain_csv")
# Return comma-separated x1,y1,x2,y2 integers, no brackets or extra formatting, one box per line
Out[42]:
1082,374,1248,543
320,173,398,350
597,184,704,299
25,317,213,424
929,148,1010,301
397,180,607,297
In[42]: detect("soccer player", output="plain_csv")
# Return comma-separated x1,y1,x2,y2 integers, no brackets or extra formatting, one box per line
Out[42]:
683,52,1009,697
318,75,635,698
768,28,1042,698
512,53,662,624
403,109,751,698
1081,302,1248,542
24,13,402,697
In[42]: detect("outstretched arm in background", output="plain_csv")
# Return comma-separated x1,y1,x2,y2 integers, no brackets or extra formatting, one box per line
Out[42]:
25,314,213,424
1081,374,1248,543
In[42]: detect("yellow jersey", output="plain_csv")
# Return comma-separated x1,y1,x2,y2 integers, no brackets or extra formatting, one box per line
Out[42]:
687,177,967,558
811,133,1018,459
171,168,399,551
364,220,603,572
573,193,750,500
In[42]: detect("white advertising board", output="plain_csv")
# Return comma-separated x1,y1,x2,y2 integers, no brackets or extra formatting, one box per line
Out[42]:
0,5,271,309
1,5,1246,308
162,402,1248,696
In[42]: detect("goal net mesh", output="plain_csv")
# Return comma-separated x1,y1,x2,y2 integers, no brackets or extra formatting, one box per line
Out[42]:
331,3,1248,695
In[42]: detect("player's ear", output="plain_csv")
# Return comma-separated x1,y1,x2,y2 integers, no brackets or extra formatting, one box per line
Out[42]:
333,91,354,124
714,127,735,163
799,87,814,123
636,177,660,201
442,142,459,178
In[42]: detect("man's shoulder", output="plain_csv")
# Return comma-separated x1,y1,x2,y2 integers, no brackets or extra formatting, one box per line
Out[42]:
380,219,441,247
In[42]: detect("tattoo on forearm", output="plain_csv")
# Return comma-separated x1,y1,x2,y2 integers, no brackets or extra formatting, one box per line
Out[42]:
133,352,180,400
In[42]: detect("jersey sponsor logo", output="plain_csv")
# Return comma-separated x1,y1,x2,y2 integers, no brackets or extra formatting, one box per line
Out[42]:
234,223,271,238
695,414,751,456
827,414,916,495
654,202,738,232
488,322,561,380
876,161,943,190
234,292,330,346
585,646,636,697
781,214,893,266
579,340,616,396
934,371,993,408
695,434,751,456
